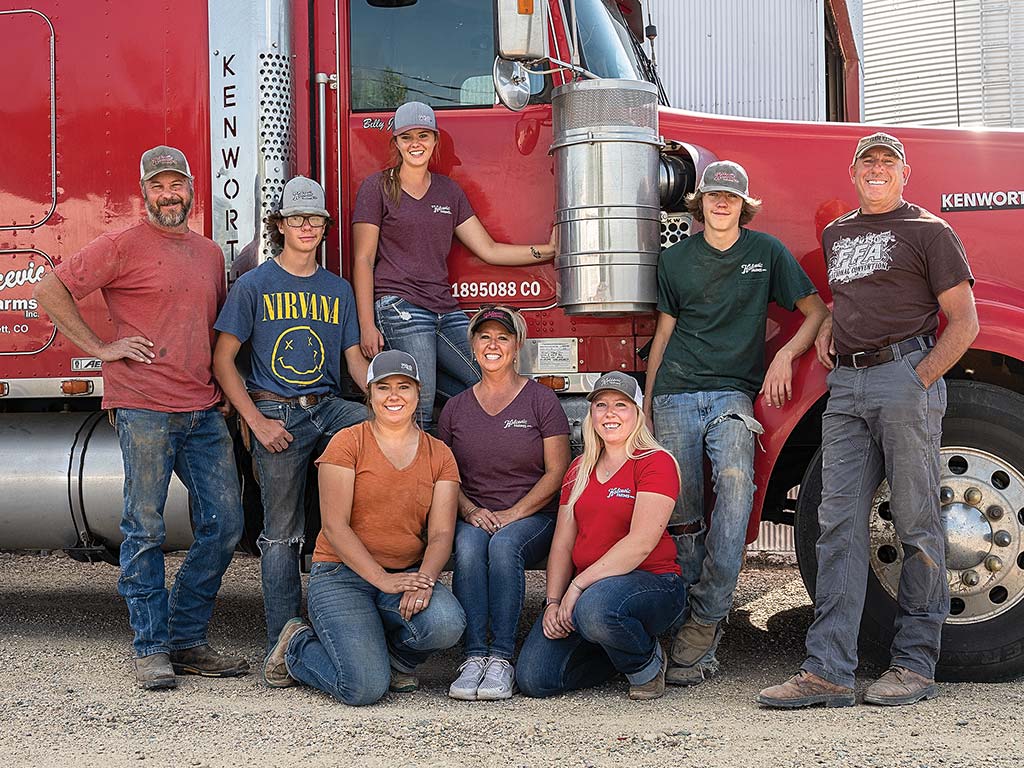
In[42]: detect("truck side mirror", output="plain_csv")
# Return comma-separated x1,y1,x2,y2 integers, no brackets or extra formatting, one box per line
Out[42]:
493,58,532,112
496,0,548,61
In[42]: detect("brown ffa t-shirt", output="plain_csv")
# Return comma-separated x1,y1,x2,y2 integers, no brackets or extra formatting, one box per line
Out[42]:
823,202,973,355
312,421,460,569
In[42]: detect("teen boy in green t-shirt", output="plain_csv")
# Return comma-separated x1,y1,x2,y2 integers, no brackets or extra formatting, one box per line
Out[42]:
643,161,828,686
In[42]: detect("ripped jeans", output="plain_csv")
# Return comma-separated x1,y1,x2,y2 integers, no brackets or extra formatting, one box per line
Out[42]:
653,390,759,665
252,395,366,652
374,295,480,431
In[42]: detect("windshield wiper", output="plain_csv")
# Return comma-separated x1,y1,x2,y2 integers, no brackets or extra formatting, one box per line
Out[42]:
628,25,669,107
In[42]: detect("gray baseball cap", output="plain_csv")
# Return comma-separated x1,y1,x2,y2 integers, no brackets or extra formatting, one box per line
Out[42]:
586,372,644,409
279,176,330,217
367,350,421,386
853,131,906,164
140,145,193,182
698,160,752,202
393,101,437,135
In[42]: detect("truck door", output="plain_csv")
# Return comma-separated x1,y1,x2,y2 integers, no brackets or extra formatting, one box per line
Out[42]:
340,0,557,311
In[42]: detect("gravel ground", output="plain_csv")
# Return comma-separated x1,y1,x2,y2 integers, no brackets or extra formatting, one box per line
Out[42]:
2,551,1023,768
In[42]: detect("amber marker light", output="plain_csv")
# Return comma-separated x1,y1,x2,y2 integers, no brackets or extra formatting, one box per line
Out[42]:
536,376,569,392
0,382,8,397
61,379,94,396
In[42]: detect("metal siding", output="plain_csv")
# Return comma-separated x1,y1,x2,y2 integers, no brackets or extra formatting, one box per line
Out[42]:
646,0,826,120
863,0,1024,127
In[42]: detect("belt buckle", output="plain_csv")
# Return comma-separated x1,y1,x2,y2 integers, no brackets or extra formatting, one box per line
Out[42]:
851,351,869,369
298,394,313,408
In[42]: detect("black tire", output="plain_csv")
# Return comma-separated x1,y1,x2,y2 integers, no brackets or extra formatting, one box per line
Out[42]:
794,381,1024,682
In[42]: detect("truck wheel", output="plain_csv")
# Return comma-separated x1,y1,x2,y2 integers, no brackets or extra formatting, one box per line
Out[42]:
794,381,1024,682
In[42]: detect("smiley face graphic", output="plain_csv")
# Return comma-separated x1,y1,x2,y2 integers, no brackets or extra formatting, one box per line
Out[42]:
271,326,326,385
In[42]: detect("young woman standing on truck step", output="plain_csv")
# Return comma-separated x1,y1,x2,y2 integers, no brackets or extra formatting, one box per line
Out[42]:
438,305,571,701
261,350,466,705
352,100,556,431
517,373,687,701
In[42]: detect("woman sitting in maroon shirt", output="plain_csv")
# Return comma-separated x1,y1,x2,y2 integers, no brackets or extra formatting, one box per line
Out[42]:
517,372,687,701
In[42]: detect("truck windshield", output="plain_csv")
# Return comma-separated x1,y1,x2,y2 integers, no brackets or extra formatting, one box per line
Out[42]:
574,0,643,81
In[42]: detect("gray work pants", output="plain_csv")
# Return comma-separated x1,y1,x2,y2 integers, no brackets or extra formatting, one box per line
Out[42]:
802,348,949,688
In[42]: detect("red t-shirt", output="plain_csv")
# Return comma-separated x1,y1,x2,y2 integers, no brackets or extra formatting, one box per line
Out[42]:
562,450,681,576
54,221,226,412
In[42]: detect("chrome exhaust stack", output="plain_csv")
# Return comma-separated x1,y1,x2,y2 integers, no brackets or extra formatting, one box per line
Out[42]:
551,79,664,315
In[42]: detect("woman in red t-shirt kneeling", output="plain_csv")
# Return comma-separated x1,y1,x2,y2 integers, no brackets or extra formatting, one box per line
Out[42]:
517,373,687,701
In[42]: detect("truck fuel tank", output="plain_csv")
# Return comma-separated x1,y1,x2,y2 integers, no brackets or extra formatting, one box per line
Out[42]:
0,413,193,553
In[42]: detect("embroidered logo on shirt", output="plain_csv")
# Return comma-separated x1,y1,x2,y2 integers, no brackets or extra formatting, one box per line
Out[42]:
432,205,452,215
607,487,635,500
503,418,532,429
828,230,896,285
741,263,766,275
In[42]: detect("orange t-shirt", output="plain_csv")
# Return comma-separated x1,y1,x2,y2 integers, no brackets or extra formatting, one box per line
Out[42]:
312,421,460,569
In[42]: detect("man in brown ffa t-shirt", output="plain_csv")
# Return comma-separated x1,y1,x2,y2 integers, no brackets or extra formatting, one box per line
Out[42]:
34,146,247,691
759,132,978,710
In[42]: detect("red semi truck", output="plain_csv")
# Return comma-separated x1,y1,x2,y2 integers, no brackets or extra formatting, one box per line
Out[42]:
2,0,1023,682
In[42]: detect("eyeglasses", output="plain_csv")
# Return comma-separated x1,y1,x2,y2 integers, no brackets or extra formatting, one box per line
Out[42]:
283,215,327,228
479,303,521,313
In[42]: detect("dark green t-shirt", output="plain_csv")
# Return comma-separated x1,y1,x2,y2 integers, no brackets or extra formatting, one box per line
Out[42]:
653,228,816,398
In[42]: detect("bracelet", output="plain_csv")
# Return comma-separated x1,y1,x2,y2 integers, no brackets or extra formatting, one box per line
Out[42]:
544,597,561,606
569,579,584,592
529,245,543,260
464,506,479,520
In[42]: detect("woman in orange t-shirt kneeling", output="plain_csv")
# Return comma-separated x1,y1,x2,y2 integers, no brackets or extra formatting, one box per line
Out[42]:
261,350,465,705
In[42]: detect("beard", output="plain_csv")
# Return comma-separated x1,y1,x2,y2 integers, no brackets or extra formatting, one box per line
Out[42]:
146,191,193,227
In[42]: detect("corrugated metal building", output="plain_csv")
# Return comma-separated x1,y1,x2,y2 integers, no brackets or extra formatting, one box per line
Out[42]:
863,0,1024,127
643,0,864,121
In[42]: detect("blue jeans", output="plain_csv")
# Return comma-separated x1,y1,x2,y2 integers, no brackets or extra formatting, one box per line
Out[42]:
252,395,366,652
803,349,948,688
653,390,760,663
517,571,687,697
452,513,555,660
374,295,480,430
114,408,243,657
285,562,466,705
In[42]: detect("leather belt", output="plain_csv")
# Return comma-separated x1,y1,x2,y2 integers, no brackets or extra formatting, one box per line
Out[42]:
836,335,935,369
249,390,325,407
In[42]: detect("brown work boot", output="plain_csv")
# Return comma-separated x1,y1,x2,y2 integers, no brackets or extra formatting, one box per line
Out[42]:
670,617,718,667
628,650,667,701
756,670,855,709
666,661,712,687
135,652,178,690
864,666,937,706
170,644,249,678
263,618,310,688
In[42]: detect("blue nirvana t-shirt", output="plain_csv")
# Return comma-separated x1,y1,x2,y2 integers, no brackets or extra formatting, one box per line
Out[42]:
215,259,360,397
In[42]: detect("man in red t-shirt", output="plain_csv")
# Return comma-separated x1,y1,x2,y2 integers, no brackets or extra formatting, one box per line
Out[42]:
35,146,248,690
759,132,978,709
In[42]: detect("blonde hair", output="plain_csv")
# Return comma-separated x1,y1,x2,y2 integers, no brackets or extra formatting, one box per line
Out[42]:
562,398,680,515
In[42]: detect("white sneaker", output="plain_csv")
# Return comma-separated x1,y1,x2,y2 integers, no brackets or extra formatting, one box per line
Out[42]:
448,656,489,700
476,657,515,701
